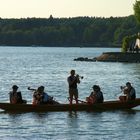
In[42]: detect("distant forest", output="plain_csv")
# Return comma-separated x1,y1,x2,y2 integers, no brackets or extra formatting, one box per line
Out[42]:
0,15,139,47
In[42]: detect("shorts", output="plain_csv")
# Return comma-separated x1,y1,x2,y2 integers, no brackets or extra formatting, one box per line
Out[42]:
69,88,78,99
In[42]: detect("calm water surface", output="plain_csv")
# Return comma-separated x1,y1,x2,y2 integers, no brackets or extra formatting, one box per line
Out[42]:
0,47,140,140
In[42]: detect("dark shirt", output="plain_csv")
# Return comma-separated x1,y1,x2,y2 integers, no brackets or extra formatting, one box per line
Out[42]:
9,91,23,103
128,87,136,100
94,91,104,103
68,76,78,89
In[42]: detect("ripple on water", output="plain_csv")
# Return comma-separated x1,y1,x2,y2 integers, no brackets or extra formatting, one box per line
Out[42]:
0,47,140,140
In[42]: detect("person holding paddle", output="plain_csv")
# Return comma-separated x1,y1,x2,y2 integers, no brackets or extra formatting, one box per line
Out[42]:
67,70,80,104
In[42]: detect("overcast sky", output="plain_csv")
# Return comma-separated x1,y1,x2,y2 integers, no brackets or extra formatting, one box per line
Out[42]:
0,0,136,18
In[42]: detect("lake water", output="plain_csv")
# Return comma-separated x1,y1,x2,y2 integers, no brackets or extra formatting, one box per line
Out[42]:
0,46,140,140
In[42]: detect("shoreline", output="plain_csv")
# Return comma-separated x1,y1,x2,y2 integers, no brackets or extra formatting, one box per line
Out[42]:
0,44,121,48
74,52,140,63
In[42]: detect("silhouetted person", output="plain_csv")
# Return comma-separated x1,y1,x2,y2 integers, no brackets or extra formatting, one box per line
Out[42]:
67,70,80,104
9,85,27,104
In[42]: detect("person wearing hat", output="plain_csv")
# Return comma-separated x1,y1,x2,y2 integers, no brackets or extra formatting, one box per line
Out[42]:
86,85,104,104
9,85,26,104
119,82,136,102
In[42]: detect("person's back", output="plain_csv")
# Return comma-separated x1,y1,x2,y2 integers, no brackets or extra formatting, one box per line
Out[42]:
119,82,136,102
95,91,104,103
126,82,136,100
43,92,49,102
130,87,136,100
42,92,53,104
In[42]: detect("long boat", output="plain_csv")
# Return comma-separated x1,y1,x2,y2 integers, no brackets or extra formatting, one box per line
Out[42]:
0,98,140,112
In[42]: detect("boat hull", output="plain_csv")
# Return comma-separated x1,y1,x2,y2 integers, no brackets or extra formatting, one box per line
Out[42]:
0,98,140,112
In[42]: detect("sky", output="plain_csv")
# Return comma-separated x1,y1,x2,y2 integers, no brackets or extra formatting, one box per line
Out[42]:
0,0,136,18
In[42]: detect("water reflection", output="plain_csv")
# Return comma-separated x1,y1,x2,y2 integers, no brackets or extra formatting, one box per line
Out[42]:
68,111,78,118
0,109,140,140
121,109,137,115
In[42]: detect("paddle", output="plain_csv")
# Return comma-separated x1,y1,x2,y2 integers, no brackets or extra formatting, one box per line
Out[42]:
27,87,36,91
67,97,87,104
77,99,87,104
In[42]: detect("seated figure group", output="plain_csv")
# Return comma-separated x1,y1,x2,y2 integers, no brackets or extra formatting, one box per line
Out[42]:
86,82,136,104
9,85,59,105
9,81,136,105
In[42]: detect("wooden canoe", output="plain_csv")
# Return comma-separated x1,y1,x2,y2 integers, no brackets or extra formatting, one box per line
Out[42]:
0,98,140,112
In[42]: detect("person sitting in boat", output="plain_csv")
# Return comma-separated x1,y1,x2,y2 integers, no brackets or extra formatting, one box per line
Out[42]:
33,86,59,105
86,85,104,104
119,82,136,102
9,85,27,104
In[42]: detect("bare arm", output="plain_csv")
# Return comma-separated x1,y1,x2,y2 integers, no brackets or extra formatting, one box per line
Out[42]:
76,77,80,84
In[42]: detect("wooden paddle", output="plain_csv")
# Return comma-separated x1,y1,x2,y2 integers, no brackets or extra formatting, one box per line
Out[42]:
27,87,36,91
67,97,87,104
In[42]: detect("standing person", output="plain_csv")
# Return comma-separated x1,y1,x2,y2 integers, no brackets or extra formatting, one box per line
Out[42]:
9,85,27,104
86,85,104,104
67,70,80,104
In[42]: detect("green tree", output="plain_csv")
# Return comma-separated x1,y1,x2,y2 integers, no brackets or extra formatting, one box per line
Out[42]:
0,16,139,47
121,1,140,52
134,0,140,24
122,36,129,52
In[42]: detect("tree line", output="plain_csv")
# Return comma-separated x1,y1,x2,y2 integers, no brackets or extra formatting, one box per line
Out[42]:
121,0,140,52
0,15,139,47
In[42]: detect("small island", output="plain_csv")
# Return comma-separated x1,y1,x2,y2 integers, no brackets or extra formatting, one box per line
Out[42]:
74,52,140,63
75,2,140,63
74,32,140,63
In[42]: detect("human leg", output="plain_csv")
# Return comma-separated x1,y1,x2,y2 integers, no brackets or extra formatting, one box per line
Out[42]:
69,89,74,104
73,89,78,104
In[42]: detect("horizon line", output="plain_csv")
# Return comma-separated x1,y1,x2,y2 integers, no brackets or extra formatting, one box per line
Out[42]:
0,15,134,19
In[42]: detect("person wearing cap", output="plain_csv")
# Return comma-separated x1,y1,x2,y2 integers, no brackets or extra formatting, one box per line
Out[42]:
67,70,80,104
119,82,136,102
9,85,27,104
86,85,104,104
